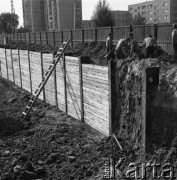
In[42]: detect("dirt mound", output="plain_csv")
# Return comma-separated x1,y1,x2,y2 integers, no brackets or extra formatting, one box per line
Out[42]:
1,41,173,67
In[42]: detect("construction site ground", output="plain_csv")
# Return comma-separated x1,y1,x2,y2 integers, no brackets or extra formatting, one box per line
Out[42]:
0,41,177,180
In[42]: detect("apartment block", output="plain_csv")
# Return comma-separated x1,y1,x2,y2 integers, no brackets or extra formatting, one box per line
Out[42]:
45,0,58,31
22,0,45,32
23,0,82,32
112,11,130,26
128,0,177,24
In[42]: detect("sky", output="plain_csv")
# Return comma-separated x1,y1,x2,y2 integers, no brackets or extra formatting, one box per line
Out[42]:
0,0,151,26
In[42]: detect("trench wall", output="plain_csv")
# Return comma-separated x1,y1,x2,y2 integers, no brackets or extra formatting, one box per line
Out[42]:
0,48,109,136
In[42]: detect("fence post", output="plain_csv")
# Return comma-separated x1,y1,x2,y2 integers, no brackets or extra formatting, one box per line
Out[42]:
108,59,117,136
40,52,45,101
79,57,84,122
18,49,22,88
53,31,56,47
141,67,160,162
29,32,31,44
71,30,73,49
154,24,157,41
40,31,42,45
28,50,32,94
63,54,67,114
53,52,58,109
46,31,48,45
10,48,15,83
82,29,84,43
95,28,97,42
34,32,36,44
61,30,64,43
5,48,9,80
130,25,133,32
25,33,26,44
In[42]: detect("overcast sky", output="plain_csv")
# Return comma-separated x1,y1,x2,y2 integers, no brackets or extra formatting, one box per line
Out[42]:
0,0,151,26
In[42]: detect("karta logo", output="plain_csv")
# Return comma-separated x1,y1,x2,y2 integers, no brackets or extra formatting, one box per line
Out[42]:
103,158,176,179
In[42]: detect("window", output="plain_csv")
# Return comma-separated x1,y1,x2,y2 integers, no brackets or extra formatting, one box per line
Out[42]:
148,5,153,9
148,17,153,21
158,10,161,14
138,7,140,10
142,11,146,15
148,11,153,15
163,2,168,6
154,6,157,9
142,6,146,9
135,9,137,12
129,8,133,11
163,9,168,13
158,16,161,20
164,15,168,20
154,12,157,16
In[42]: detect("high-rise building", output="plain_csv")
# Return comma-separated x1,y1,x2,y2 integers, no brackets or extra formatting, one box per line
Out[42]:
112,11,130,26
128,0,177,24
23,0,82,32
74,0,82,29
45,0,58,31
44,0,82,31
22,0,45,32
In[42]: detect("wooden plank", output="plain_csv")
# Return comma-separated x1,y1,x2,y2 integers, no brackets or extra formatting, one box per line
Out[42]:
28,51,32,94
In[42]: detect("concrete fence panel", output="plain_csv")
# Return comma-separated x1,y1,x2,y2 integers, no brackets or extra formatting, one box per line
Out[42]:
35,32,41,45
41,31,47,45
54,31,63,47
30,32,35,44
83,28,95,42
97,27,112,42
48,31,55,47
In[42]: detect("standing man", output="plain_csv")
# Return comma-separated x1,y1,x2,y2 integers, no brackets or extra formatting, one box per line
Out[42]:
106,33,113,55
172,23,177,62
115,38,130,59
143,35,156,58
128,33,141,60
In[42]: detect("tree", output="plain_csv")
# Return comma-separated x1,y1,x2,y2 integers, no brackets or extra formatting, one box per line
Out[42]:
17,26,31,33
0,13,19,34
133,13,146,25
91,0,115,27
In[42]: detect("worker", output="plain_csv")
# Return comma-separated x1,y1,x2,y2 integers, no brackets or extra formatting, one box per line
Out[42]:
106,33,113,55
115,38,130,59
128,33,141,60
143,35,156,58
172,23,177,62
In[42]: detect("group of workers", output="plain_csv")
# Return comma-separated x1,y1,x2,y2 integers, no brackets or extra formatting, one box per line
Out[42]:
106,23,177,62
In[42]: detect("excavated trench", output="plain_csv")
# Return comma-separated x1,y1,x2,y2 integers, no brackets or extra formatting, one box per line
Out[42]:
0,41,177,179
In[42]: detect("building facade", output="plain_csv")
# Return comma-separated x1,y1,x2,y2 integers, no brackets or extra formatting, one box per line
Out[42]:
112,11,130,26
22,0,45,32
128,0,177,24
23,0,82,32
